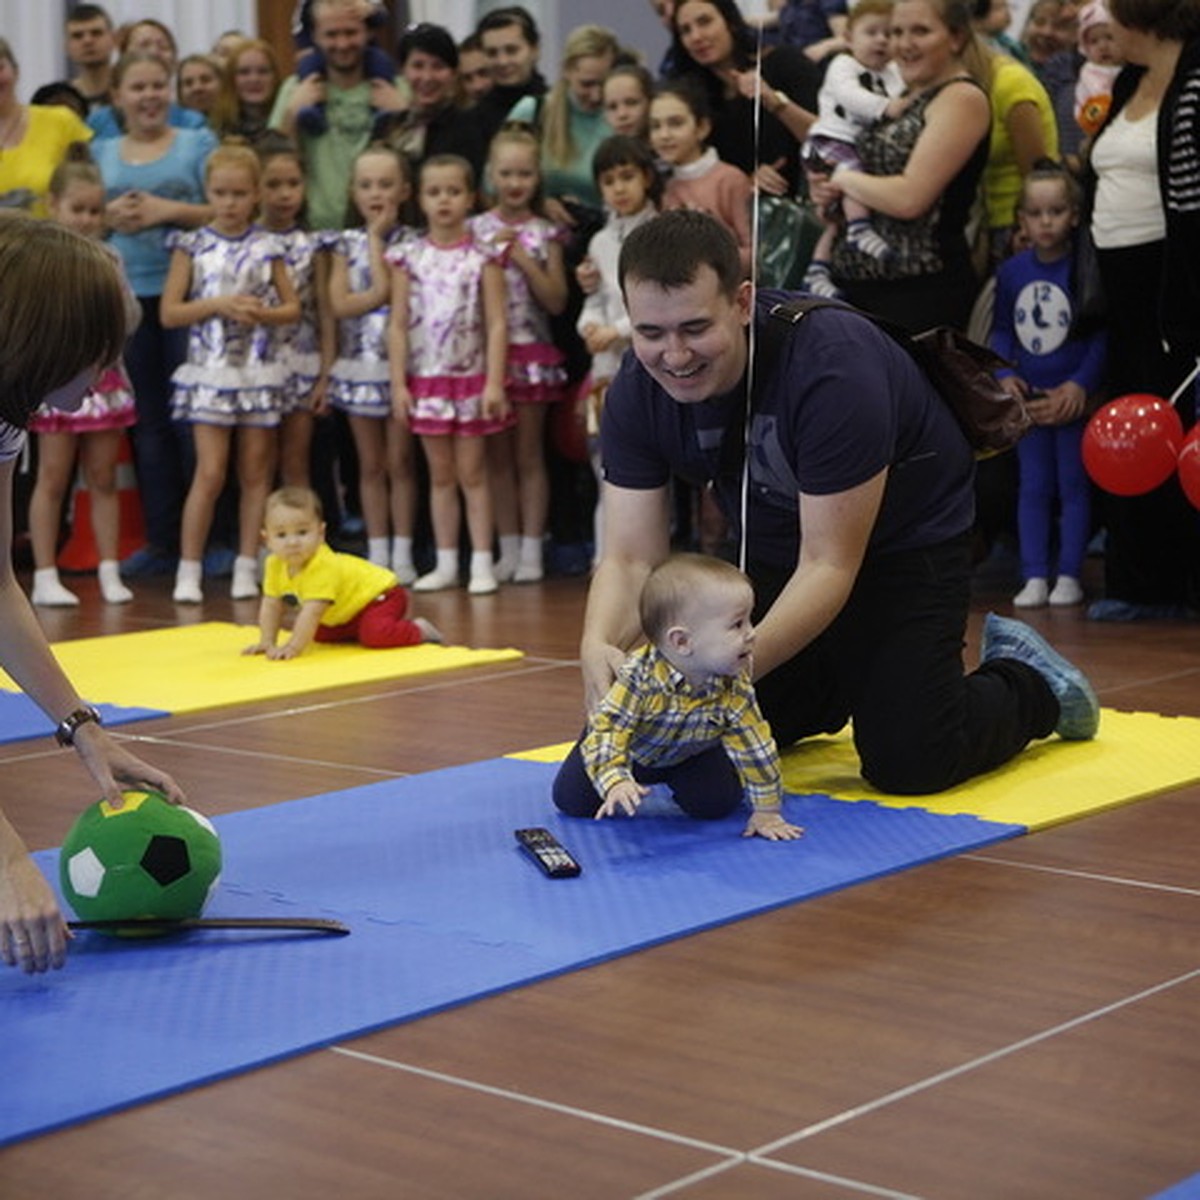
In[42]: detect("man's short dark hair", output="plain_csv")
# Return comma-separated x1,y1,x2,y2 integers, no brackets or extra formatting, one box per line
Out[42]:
66,3,112,27
618,210,743,300
476,5,541,46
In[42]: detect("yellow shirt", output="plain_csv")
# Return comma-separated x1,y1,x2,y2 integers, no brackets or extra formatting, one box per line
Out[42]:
0,105,93,218
263,543,397,627
983,57,1059,232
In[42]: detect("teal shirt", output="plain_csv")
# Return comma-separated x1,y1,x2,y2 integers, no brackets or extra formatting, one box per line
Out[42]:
506,94,609,209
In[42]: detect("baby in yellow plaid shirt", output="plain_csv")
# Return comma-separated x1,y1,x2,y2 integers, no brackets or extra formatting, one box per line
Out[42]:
552,554,804,841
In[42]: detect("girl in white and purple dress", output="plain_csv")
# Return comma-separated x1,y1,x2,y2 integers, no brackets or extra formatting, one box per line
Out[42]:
387,154,509,596
474,124,569,584
327,144,416,579
161,144,301,604
28,150,141,608
258,139,332,491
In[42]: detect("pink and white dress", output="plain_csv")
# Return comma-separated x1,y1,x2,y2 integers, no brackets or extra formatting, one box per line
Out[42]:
384,231,510,437
472,210,567,406
29,243,139,436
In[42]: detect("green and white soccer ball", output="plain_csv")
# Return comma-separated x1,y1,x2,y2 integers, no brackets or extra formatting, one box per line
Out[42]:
59,790,222,923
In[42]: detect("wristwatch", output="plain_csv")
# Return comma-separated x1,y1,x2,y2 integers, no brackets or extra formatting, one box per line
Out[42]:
55,706,103,747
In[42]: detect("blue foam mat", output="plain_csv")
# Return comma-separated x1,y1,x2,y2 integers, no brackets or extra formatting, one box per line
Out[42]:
1151,1174,1200,1199
2,757,1021,1146
0,693,167,745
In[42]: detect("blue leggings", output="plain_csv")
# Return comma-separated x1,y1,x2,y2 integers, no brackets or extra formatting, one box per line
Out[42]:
552,737,744,820
1016,421,1091,580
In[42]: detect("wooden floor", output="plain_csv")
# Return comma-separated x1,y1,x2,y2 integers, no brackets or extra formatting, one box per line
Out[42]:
2,555,1199,1200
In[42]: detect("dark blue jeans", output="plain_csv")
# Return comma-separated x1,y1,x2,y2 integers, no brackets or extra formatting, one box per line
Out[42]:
123,296,192,554
751,535,1058,794
552,737,744,820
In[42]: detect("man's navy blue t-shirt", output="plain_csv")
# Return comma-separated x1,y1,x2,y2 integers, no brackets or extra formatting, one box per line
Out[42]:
601,291,976,570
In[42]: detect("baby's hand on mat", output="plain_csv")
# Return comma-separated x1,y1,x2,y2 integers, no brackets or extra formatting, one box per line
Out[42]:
743,809,805,841
597,780,648,819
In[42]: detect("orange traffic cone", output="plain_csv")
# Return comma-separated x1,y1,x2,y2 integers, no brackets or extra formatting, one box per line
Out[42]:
57,432,145,572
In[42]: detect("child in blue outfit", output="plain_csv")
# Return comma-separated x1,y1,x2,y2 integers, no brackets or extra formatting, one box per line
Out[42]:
990,160,1106,609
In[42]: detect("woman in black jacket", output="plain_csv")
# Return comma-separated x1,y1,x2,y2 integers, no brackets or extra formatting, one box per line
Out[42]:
1080,0,1200,620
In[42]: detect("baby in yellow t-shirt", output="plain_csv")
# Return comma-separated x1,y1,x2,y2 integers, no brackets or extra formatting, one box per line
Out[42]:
244,486,442,660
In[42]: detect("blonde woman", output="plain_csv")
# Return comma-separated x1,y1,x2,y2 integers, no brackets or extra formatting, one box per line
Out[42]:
506,24,621,221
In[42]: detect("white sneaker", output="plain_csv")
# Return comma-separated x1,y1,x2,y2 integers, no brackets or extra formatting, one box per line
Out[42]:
1013,578,1049,608
31,577,80,607
1049,575,1084,607
493,556,518,583
412,568,458,592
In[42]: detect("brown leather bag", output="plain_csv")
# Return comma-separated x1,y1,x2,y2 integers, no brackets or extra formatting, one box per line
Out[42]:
766,297,1031,458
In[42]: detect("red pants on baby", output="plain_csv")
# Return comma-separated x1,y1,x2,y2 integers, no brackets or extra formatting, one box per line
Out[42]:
313,587,424,647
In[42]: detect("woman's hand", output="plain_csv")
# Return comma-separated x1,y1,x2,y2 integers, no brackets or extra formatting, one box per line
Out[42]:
71,722,185,808
106,190,146,235
755,157,790,197
0,839,70,974
805,169,842,209
726,65,765,101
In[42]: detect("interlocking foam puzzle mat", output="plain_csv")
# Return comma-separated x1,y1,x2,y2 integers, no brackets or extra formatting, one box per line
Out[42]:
0,622,523,744
4,708,1199,1146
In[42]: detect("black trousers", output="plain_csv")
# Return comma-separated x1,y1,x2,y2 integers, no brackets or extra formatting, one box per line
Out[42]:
552,737,744,820
1095,241,1200,608
751,535,1058,794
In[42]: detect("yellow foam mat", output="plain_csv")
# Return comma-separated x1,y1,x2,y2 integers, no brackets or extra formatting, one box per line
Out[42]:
1,622,523,715
509,710,1200,832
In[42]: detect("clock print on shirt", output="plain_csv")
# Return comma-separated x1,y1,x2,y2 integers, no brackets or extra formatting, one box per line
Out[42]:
1014,279,1071,356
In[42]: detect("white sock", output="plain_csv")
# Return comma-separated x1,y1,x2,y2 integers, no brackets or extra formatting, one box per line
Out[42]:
176,559,202,585
391,536,413,569
231,555,259,599
367,537,390,567
173,558,203,603
97,559,133,604
514,536,544,583
468,550,498,595
31,567,80,607
496,534,520,564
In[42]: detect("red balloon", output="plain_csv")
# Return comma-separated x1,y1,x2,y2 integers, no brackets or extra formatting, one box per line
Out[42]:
1178,425,1200,511
1082,394,1185,496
